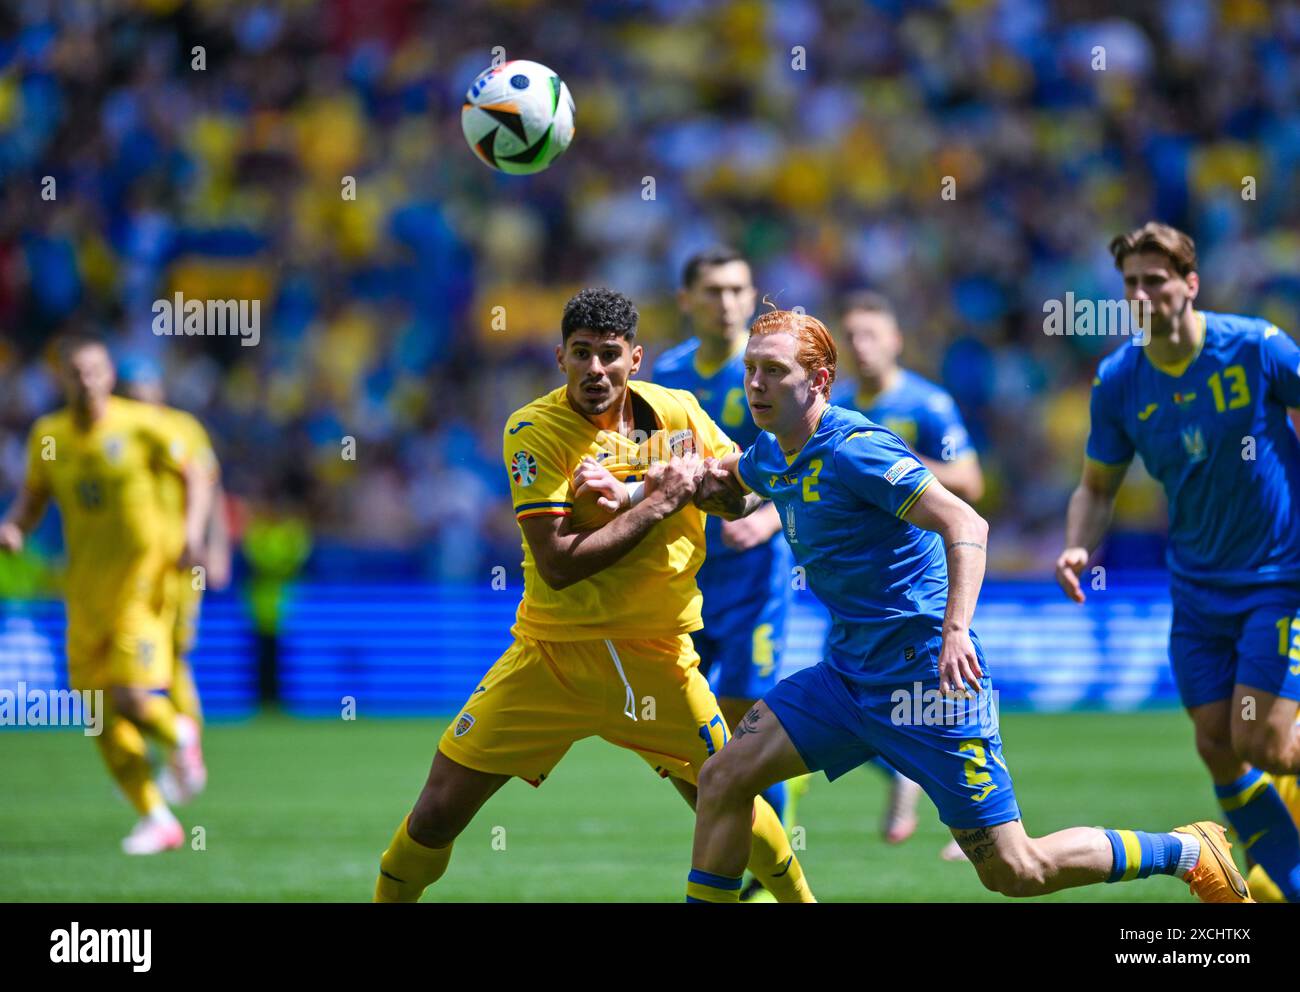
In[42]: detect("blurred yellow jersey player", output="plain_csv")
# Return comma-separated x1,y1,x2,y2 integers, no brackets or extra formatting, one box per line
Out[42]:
118,354,232,805
374,288,814,903
0,336,213,855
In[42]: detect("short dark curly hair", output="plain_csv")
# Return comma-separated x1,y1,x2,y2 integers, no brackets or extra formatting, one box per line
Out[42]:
561,287,639,343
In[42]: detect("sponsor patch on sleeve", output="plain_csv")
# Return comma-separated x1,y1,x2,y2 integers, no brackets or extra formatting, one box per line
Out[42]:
883,456,921,485
510,451,538,487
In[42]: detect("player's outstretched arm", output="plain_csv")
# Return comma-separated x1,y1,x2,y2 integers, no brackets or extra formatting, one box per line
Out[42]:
693,451,764,521
0,484,50,554
917,452,984,503
522,454,702,591
1055,457,1127,604
179,460,215,567
903,480,988,696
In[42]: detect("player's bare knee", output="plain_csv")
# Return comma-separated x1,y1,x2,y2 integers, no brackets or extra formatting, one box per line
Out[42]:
1194,726,1236,774
697,750,753,807
1236,734,1293,776
977,852,1048,898
110,686,145,722
407,788,467,848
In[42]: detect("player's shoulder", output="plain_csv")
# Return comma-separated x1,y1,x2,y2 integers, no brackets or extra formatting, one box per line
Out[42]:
824,404,894,456
900,368,959,415
29,406,70,440
1206,310,1282,349
1093,340,1142,387
503,387,570,442
632,379,706,419
651,337,700,379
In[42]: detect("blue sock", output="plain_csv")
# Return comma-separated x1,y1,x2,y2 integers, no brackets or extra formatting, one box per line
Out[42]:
1104,829,1186,882
760,781,786,825
1215,769,1300,902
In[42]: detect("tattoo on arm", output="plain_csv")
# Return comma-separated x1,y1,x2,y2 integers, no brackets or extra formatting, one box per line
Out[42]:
948,541,986,552
731,707,762,742
953,825,999,864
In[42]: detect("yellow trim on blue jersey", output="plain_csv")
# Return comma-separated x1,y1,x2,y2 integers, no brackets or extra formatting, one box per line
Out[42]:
896,473,935,519
783,406,830,466
1142,311,1206,378
1217,771,1274,812
1084,454,1132,471
691,338,747,380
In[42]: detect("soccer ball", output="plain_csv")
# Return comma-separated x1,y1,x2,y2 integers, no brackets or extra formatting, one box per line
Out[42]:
461,60,575,175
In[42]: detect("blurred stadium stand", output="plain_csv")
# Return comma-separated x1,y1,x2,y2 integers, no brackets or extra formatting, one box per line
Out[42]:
1,1,1296,713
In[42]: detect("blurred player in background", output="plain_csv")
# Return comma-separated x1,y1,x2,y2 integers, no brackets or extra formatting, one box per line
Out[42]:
839,291,984,858
373,288,813,903
0,335,211,854
117,356,231,802
1057,222,1300,902
652,248,800,899
686,307,1250,903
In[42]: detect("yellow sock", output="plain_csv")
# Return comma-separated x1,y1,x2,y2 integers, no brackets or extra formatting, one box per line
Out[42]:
747,795,815,903
374,816,453,903
171,657,204,726
97,714,165,815
133,693,182,749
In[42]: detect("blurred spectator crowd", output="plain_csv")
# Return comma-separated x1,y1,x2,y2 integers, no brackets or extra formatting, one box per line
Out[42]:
2,0,1299,580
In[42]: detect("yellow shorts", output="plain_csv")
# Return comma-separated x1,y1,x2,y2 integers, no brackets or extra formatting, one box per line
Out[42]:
173,570,203,663
438,632,728,787
66,597,176,692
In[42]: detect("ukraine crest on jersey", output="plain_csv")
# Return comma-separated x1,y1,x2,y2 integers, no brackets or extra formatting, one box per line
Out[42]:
737,404,957,684
1087,311,1300,586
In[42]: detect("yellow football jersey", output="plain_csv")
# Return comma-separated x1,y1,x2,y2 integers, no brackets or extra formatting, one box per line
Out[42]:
154,406,219,562
24,396,187,632
504,380,736,642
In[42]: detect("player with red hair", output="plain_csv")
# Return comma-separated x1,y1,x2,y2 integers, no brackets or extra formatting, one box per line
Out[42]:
678,306,1250,903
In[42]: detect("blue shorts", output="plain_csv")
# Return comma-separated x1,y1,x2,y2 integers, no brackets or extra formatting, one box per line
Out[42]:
764,659,1020,830
694,587,788,702
694,541,791,702
1169,580,1300,709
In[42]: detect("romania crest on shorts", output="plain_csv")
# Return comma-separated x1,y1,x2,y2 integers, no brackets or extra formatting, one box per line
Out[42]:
454,713,475,737
510,451,538,486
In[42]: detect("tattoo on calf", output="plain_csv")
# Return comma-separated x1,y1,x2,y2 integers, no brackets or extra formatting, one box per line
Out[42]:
954,825,998,864
732,707,762,741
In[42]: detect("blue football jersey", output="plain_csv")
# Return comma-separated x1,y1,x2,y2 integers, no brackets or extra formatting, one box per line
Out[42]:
1087,311,1300,587
652,337,791,624
738,404,960,684
837,368,973,463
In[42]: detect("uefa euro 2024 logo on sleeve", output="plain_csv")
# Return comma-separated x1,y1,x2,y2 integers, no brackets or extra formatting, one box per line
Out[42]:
510,451,538,487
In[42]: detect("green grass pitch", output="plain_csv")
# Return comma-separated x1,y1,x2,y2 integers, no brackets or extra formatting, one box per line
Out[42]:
0,710,1222,902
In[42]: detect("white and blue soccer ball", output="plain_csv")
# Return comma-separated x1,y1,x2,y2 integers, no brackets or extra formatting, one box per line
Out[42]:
461,60,575,175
